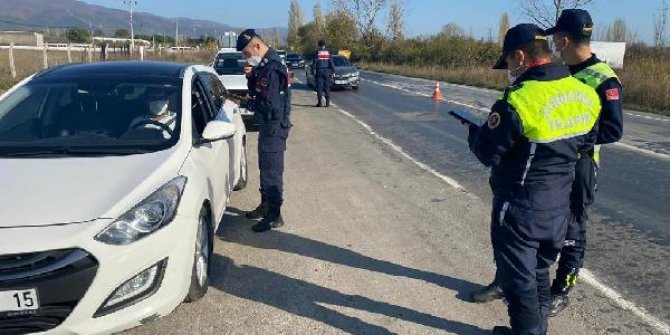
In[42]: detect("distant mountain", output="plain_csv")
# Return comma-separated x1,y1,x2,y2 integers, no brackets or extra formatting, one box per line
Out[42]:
0,0,286,42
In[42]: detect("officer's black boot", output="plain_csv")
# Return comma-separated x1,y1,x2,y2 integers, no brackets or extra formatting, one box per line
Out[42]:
549,268,578,317
315,98,322,107
245,202,269,220
252,208,284,233
549,294,570,317
325,97,330,107
470,281,503,303
491,326,513,335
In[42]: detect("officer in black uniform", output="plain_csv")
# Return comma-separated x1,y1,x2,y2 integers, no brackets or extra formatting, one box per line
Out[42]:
237,29,291,233
311,39,335,107
546,9,624,316
467,24,600,335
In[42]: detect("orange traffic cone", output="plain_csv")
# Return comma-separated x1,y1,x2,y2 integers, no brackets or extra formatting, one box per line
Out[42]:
431,81,444,101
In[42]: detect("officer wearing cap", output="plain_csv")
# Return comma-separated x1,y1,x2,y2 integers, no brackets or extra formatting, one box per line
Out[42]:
545,8,624,316
466,24,600,335
237,29,292,233
311,39,335,107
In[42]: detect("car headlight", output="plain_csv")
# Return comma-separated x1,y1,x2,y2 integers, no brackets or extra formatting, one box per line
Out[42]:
353,71,360,77
95,177,187,245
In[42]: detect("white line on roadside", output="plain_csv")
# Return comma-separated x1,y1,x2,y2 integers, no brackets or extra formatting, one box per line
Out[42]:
580,269,670,334
336,108,472,197
361,78,670,161
625,112,670,122
336,103,670,335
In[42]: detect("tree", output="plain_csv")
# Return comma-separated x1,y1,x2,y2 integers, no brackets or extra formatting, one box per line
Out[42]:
600,18,637,44
272,28,282,48
314,3,325,37
517,0,596,28
324,9,359,51
114,29,131,39
441,23,464,37
654,0,669,48
387,0,404,41
288,0,304,51
93,29,105,37
499,12,510,47
66,28,91,43
332,0,389,41
298,22,320,56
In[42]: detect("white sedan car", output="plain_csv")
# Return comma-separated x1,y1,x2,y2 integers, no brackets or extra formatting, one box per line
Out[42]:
0,61,248,335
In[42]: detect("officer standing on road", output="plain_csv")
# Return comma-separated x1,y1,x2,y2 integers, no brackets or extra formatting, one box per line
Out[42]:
469,10,626,318
312,39,335,107
545,9,624,316
467,24,600,335
237,29,292,233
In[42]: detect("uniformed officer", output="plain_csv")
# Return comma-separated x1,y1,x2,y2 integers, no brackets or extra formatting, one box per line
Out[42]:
311,39,335,107
237,29,292,233
545,9,624,316
467,24,600,335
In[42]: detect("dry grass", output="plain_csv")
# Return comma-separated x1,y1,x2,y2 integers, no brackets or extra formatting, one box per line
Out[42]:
0,48,218,91
361,55,670,116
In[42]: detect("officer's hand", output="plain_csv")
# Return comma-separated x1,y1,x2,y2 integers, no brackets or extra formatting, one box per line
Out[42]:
244,65,253,77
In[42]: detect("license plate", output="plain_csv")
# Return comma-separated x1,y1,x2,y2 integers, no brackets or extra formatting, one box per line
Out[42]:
335,80,348,85
0,289,39,313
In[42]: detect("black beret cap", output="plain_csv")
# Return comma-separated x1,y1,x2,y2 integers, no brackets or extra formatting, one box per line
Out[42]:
236,29,258,52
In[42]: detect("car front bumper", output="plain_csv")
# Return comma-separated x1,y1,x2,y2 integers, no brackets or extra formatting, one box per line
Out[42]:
0,213,197,335
332,76,360,87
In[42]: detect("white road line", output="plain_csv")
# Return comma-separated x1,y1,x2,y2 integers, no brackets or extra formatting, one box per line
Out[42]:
335,103,670,335
362,78,670,161
625,112,670,122
580,269,670,334
336,108,472,197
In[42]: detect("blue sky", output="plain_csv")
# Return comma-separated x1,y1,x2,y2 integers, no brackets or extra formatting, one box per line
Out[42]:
82,0,661,43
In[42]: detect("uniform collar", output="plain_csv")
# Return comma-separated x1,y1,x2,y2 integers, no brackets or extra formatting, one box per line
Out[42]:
568,53,601,75
515,62,571,84
259,48,280,68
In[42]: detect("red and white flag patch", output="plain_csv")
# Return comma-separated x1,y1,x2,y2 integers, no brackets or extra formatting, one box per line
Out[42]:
605,88,620,101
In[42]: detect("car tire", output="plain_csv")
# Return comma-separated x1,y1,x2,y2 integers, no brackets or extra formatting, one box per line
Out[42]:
185,206,213,303
233,140,248,191
352,85,359,90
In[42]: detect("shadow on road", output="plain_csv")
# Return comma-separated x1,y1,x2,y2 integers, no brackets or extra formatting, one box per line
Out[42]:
212,208,488,335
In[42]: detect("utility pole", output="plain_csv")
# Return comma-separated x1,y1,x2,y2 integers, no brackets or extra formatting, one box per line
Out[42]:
124,0,138,51
175,19,179,47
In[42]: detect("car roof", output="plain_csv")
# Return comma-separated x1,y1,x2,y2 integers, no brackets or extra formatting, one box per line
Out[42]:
32,61,189,81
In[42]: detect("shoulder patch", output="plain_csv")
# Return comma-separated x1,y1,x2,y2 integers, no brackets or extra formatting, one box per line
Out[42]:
488,112,501,129
260,77,268,87
605,88,620,101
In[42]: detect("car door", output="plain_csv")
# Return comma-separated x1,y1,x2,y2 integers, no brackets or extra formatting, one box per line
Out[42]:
199,72,239,193
190,76,230,217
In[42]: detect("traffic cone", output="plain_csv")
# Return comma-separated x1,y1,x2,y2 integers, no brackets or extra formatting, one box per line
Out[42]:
431,81,444,101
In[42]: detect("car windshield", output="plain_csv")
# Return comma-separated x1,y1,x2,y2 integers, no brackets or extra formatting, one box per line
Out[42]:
0,76,182,157
214,53,245,75
333,57,352,67
287,54,301,60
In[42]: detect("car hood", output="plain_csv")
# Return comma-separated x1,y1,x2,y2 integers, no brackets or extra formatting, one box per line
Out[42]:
219,75,248,91
0,149,178,228
334,66,357,75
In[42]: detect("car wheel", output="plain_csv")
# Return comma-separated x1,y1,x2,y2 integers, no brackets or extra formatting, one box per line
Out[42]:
185,206,212,303
233,140,248,191
352,85,359,90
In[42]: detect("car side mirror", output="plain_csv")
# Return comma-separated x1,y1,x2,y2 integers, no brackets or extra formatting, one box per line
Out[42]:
198,120,236,145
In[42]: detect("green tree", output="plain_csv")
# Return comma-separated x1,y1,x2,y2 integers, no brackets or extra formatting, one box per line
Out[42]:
66,28,91,43
313,3,325,37
499,13,510,47
288,0,304,51
298,22,320,57
324,10,358,52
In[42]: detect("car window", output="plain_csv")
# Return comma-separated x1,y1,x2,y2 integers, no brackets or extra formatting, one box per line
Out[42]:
191,80,211,136
214,53,245,75
0,77,182,156
332,57,351,67
198,73,226,116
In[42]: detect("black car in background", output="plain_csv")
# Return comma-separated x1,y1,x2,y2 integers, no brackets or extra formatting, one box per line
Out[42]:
286,54,305,69
305,55,360,90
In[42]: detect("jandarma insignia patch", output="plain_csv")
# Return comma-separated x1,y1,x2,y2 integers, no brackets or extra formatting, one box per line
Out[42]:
488,112,501,129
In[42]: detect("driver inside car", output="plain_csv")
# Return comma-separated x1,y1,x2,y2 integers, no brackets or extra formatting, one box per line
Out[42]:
128,88,177,139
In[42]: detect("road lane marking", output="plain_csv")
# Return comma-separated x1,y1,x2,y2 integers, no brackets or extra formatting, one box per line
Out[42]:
335,103,670,335
580,269,670,334
361,78,670,161
335,108,472,197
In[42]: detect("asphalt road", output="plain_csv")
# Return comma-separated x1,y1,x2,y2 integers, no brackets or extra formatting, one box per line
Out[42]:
120,79,667,335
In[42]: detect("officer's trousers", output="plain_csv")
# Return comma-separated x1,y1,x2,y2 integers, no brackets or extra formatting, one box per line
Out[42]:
492,198,570,335
315,73,331,103
553,155,597,294
258,124,290,210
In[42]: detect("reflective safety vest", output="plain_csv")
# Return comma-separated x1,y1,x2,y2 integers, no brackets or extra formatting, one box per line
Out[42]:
573,62,620,164
506,76,601,145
